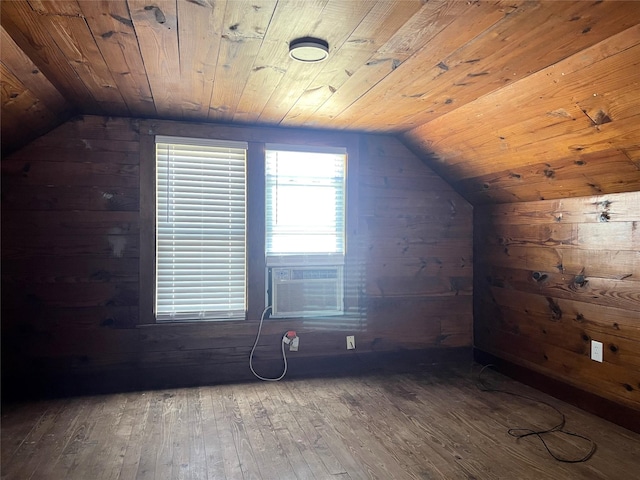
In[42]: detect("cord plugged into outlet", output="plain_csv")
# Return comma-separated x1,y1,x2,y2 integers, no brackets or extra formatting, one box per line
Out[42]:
284,331,299,352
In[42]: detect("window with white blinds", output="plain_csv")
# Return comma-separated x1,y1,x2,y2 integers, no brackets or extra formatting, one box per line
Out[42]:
155,136,247,322
265,145,346,260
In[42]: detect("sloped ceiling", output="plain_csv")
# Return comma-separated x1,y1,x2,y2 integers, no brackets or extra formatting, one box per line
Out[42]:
1,0,639,203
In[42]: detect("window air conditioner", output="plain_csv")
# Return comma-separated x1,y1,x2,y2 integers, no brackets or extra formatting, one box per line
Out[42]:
269,266,343,318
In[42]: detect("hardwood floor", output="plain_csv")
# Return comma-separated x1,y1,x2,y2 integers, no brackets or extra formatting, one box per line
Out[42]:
2,366,639,479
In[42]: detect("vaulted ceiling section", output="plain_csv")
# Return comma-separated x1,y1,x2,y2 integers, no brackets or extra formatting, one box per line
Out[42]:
2,0,639,203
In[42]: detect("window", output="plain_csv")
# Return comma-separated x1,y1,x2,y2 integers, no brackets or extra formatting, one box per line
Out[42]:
155,136,247,321
265,145,347,317
265,144,346,264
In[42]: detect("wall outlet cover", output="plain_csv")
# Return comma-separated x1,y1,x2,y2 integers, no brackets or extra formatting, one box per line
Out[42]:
591,340,603,363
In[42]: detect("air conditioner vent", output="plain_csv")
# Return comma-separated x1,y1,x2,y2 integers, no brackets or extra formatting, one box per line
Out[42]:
270,267,343,318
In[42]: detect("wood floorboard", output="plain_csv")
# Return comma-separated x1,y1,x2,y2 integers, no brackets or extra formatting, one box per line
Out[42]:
2,366,639,480
254,384,317,480
208,385,244,479
229,386,263,480
234,385,295,480
284,380,357,479
265,382,339,480
170,389,190,480
48,394,109,480
186,388,209,480
0,400,52,468
197,386,226,480
118,392,151,479
0,398,67,480
85,393,128,480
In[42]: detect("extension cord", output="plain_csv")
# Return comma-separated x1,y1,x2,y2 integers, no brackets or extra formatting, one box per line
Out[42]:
249,306,289,382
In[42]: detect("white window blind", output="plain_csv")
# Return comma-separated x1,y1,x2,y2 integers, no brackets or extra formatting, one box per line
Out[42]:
155,136,247,322
265,145,346,258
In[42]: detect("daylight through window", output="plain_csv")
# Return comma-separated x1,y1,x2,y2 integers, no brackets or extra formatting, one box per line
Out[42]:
265,145,346,261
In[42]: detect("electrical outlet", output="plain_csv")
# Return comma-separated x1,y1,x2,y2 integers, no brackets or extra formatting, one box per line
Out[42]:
290,336,299,352
346,335,355,350
591,340,603,362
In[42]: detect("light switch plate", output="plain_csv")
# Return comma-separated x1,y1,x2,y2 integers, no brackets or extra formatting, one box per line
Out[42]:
346,335,355,350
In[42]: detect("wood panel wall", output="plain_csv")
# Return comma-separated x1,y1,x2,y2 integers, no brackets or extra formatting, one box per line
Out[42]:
1,115,472,398
474,192,640,411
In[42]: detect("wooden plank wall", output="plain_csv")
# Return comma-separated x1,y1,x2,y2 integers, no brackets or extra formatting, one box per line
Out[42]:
1,115,472,398
474,192,640,411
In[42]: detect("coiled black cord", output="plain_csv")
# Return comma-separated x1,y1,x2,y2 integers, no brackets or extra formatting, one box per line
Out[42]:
477,364,597,463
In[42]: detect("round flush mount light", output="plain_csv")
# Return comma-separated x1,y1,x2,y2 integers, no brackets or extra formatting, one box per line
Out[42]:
289,37,329,63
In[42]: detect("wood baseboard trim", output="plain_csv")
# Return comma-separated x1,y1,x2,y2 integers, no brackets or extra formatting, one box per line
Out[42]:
474,348,640,434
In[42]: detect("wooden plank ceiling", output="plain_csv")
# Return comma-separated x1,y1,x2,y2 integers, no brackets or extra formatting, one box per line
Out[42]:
1,0,639,203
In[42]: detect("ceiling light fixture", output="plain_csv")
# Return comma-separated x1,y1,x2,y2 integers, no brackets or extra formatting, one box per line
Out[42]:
289,37,329,63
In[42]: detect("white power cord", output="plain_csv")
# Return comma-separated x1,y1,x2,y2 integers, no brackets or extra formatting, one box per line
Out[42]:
249,306,288,381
